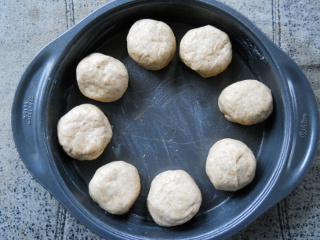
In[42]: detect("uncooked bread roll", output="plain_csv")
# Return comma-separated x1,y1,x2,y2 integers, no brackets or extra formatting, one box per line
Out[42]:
147,170,202,227
205,138,256,191
57,104,112,160
89,161,141,215
218,79,273,125
76,53,129,102
179,25,232,78
127,19,176,70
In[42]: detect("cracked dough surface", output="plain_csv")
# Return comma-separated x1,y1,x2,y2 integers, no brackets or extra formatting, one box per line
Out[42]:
76,53,129,102
179,25,232,78
218,79,273,125
205,138,256,191
89,161,141,215
127,19,176,70
147,170,202,227
57,104,112,160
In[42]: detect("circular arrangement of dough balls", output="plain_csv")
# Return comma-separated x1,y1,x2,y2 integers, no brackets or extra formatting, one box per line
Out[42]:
76,53,129,102
147,170,202,227
205,138,256,191
179,25,232,78
57,104,113,160
89,161,141,215
127,19,176,70
218,79,273,125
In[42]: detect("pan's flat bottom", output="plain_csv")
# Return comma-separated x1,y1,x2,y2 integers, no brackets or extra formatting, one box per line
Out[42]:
65,23,265,221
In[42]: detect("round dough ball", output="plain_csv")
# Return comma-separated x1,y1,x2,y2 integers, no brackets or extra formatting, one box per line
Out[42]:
179,25,232,78
147,170,202,227
89,161,141,215
57,104,112,160
127,19,176,70
205,138,256,191
218,79,273,125
76,53,129,102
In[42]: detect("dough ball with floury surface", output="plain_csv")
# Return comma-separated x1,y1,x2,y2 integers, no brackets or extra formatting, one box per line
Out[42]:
76,53,129,102
205,138,256,191
218,79,273,125
89,161,141,215
57,104,113,160
127,19,176,70
147,170,202,227
179,25,232,78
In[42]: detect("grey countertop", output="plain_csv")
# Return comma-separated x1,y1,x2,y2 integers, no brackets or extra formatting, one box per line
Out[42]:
1,0,319,239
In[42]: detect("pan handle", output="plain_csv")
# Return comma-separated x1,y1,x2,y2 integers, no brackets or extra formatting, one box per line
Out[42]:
11,37,68,188
266,47,319,204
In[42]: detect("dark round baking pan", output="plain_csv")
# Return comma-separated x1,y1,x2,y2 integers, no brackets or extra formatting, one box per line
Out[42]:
12,0,319,239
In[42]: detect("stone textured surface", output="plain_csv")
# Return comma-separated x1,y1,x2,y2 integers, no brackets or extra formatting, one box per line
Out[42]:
1,0,319,239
